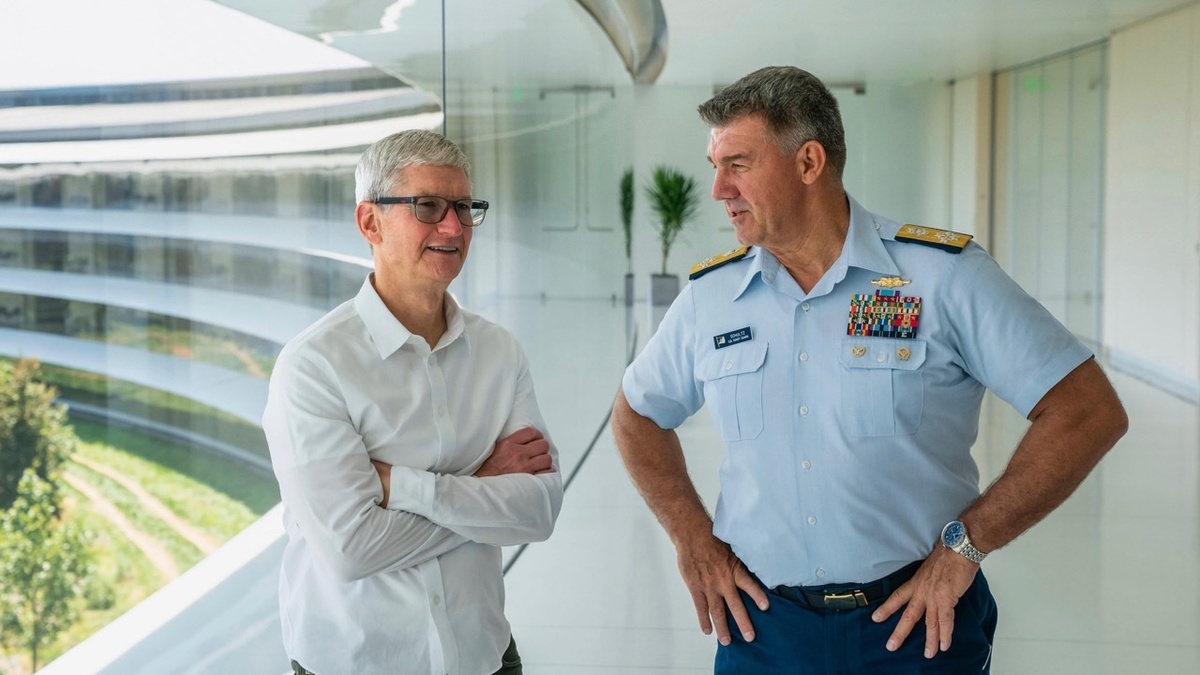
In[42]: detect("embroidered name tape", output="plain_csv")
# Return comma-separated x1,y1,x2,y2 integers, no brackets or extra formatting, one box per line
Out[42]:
714,327,752,350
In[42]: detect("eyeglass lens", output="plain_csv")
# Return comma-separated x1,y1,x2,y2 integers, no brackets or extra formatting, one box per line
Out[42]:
412,197,486,227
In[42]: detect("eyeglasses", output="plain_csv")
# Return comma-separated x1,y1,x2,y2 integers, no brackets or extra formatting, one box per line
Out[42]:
372,196,489,227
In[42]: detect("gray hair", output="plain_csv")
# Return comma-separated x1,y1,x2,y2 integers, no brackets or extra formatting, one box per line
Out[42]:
354,129,471,202
698,66,847,179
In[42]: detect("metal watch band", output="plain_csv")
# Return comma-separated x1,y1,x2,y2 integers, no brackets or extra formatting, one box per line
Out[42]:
954,539,987,564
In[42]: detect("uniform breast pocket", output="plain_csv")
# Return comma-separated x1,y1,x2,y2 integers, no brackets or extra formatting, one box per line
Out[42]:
839,338,926,437
699,342,768,441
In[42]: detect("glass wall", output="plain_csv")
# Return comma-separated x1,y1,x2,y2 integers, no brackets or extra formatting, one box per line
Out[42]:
1,2,966,671
993,43,1108,345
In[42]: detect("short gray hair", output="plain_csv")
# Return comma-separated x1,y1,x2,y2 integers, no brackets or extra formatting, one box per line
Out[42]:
354,129,471,202
698,66,847,179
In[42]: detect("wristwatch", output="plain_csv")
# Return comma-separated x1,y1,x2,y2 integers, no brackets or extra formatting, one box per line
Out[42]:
940,520,987,564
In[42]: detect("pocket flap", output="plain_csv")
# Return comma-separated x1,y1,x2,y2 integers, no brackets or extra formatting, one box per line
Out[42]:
839,338,926,370
699,342,768,380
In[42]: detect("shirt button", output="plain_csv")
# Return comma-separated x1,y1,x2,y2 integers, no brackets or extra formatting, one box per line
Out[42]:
801,302,811,312
816,568,826,578
807,516,817,525
799,352,809,362
433,595,441,606
764,272,775,282
876,352,887,363
437,407,447,417
802,460,811,470
799,405,809,416
724,361,733,371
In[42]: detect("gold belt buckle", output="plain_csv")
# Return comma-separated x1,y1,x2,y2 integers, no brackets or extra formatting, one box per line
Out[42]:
822,590,868,610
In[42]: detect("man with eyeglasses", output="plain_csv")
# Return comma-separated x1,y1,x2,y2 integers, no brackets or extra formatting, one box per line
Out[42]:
263,129,562,675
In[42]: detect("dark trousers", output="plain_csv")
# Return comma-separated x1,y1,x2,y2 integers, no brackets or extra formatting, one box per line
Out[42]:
714,570,997,674
290,635,522,675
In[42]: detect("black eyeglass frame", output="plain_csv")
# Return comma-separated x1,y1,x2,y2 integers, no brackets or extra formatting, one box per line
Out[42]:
372,196,490,227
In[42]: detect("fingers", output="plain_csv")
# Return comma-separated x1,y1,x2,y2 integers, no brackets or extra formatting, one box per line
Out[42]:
679,545,760,646
717,590,754,645
886,600,923,653
477,427,553,476
687,587,714,636
876,554,972,658
872,583,912,623
937,603,955,654
735,566,769,613
501,426,544,444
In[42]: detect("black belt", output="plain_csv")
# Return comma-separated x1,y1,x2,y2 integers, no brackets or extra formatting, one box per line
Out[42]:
774,560,922,611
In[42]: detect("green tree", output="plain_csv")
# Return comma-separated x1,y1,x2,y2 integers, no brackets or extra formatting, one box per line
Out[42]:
620,168,635,273
644,166,701,275
0,359,74,510
0,470,92,671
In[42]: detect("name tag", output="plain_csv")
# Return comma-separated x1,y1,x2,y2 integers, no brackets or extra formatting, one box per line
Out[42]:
713,327,752,350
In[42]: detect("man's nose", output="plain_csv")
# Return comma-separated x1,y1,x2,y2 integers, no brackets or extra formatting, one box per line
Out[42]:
436,207,464,235
711,171,734,201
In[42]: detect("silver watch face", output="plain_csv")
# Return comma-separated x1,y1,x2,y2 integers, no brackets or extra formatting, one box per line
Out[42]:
942,521,966,548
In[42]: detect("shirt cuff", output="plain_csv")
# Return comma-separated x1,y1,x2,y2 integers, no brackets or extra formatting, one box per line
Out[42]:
385,465,434,515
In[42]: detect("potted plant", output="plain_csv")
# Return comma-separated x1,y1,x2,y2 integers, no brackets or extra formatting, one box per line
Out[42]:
644,165,700,305
620,168,635,306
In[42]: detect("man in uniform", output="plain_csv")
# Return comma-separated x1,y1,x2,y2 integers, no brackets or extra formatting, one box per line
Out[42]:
612,66,1127,673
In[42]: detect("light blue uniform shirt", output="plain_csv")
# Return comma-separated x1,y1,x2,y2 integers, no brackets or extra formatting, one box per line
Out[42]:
622,195,1092,588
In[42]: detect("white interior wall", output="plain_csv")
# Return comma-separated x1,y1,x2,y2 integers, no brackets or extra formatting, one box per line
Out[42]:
1105,2,1200,401
840,80,953,228
950,74,994,244
989,45,1108,346
459,78,955,305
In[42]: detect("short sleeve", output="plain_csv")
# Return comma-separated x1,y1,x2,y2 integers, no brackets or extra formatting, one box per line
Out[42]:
621,285,705,429
944,247,1093,417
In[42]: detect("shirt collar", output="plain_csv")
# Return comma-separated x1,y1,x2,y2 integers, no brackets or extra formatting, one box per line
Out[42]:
843,194,901,277
353,275,470,360
733,194,900,301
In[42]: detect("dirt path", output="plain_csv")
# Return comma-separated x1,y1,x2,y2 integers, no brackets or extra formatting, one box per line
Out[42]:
226,343,267,379
61,472,179,581
72,455,220,555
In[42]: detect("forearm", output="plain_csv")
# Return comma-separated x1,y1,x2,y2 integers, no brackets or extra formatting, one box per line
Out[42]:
960,358,1128,552
276,463,468,581
386,468,563,545
612,390,714,546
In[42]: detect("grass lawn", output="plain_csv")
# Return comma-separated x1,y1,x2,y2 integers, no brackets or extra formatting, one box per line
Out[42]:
1,416,281,673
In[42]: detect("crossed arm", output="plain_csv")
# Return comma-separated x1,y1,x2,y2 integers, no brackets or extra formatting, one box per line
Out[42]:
265,352,563,583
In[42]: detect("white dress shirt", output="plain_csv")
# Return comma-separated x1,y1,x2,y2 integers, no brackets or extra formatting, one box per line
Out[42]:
263,276,563,675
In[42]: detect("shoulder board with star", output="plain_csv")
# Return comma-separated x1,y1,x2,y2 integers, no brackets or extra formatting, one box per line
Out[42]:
689,246,751,280
894,224,973,253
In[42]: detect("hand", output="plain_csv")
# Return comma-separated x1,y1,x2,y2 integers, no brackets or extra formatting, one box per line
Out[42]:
475,427,555,477
871,547,979,658
677,534,769,645
370,459,391,507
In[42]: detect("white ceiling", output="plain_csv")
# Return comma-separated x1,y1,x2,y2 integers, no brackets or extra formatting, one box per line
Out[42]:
216,0,1194,92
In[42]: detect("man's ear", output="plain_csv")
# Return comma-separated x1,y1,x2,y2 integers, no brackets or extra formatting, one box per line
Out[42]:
794,140,828,185
356,201,383,245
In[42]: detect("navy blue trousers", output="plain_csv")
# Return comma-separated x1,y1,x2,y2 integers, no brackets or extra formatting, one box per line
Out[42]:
715,571,997,674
